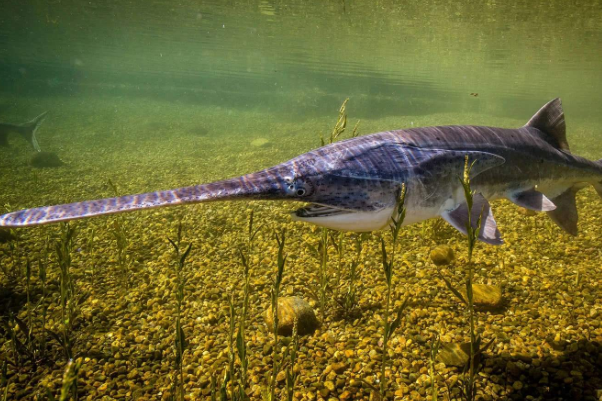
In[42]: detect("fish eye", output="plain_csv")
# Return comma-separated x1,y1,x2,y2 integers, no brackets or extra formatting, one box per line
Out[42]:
296,188,306,196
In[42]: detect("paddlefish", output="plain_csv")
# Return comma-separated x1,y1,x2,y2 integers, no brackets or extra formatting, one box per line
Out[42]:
1,99,601,245
0,111,48,152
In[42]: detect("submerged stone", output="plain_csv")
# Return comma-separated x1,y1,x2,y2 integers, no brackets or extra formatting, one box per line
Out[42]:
430,245,454,266
250,138,270,147
30,151,65,168
437,342,471,367
265,296,319,336
460,283,504,308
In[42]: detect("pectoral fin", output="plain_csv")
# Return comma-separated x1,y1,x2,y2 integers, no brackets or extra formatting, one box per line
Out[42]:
509,189,556,212
441,194,503,245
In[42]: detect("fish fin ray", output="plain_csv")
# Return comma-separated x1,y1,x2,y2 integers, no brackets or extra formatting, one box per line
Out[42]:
546,187,578,235
441,193,503,245
525,98,569,152
509,189,556,212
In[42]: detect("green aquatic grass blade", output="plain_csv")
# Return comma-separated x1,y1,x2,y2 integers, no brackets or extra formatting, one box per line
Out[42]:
389,296,409,334
58,358,81,401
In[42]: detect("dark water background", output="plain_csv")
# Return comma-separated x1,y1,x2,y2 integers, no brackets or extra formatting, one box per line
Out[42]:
1,0,602,124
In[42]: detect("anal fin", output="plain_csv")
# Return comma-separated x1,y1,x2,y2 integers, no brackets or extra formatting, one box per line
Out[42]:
509,189,556,212
441,193,503,245
546,187,578,235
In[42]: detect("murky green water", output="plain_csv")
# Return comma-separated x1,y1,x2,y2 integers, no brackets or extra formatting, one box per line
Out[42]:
1,1,602,400
2,0,602,122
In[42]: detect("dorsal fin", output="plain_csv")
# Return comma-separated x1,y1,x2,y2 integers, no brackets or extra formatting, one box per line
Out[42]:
525,98,569,152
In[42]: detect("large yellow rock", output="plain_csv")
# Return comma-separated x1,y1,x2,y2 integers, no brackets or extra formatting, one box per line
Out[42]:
437,342,471,367
459,284,503,308
265,296,319,336
430,245,454,266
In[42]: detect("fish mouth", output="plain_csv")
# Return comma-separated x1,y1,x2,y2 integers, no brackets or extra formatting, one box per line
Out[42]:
292,203,395,232
293,204,350,218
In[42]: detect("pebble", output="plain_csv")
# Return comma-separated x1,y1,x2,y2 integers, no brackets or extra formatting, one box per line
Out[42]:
459,283,504,308
265,296,319,336
430,245,454,266
437,342,471,367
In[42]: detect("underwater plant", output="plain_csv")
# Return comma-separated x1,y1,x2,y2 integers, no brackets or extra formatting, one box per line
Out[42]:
333,234,365,320
459,158,480,400
85,229,96,281
0,237,52,369
108,179,131,287
0,228,15,244
22,260,35,358
1,361,8,401
221,294,237,400
457,158,496,401
217,211,261,401
283,319,299,401
168,221,192,401
36,246,50,363
264,229,286,401
308,98,364,323
235,210,261,400
3,312,22,368
110,220,129,286
428,333,441,400
317,228,329,323
378,184,409,399
438,157,495,400
421,217,449,242
331,231,344,288
45,358,82,401
52,223,79,361
305,228,330,323
0,229,23,282
319,98,361,146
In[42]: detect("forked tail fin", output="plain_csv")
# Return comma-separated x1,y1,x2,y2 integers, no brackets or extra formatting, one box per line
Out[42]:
18,111,48,152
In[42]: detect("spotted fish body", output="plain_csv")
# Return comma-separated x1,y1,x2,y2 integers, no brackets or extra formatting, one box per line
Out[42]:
1,98,601,244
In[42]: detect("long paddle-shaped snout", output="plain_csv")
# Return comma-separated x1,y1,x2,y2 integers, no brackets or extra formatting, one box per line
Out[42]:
0,166,294,227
